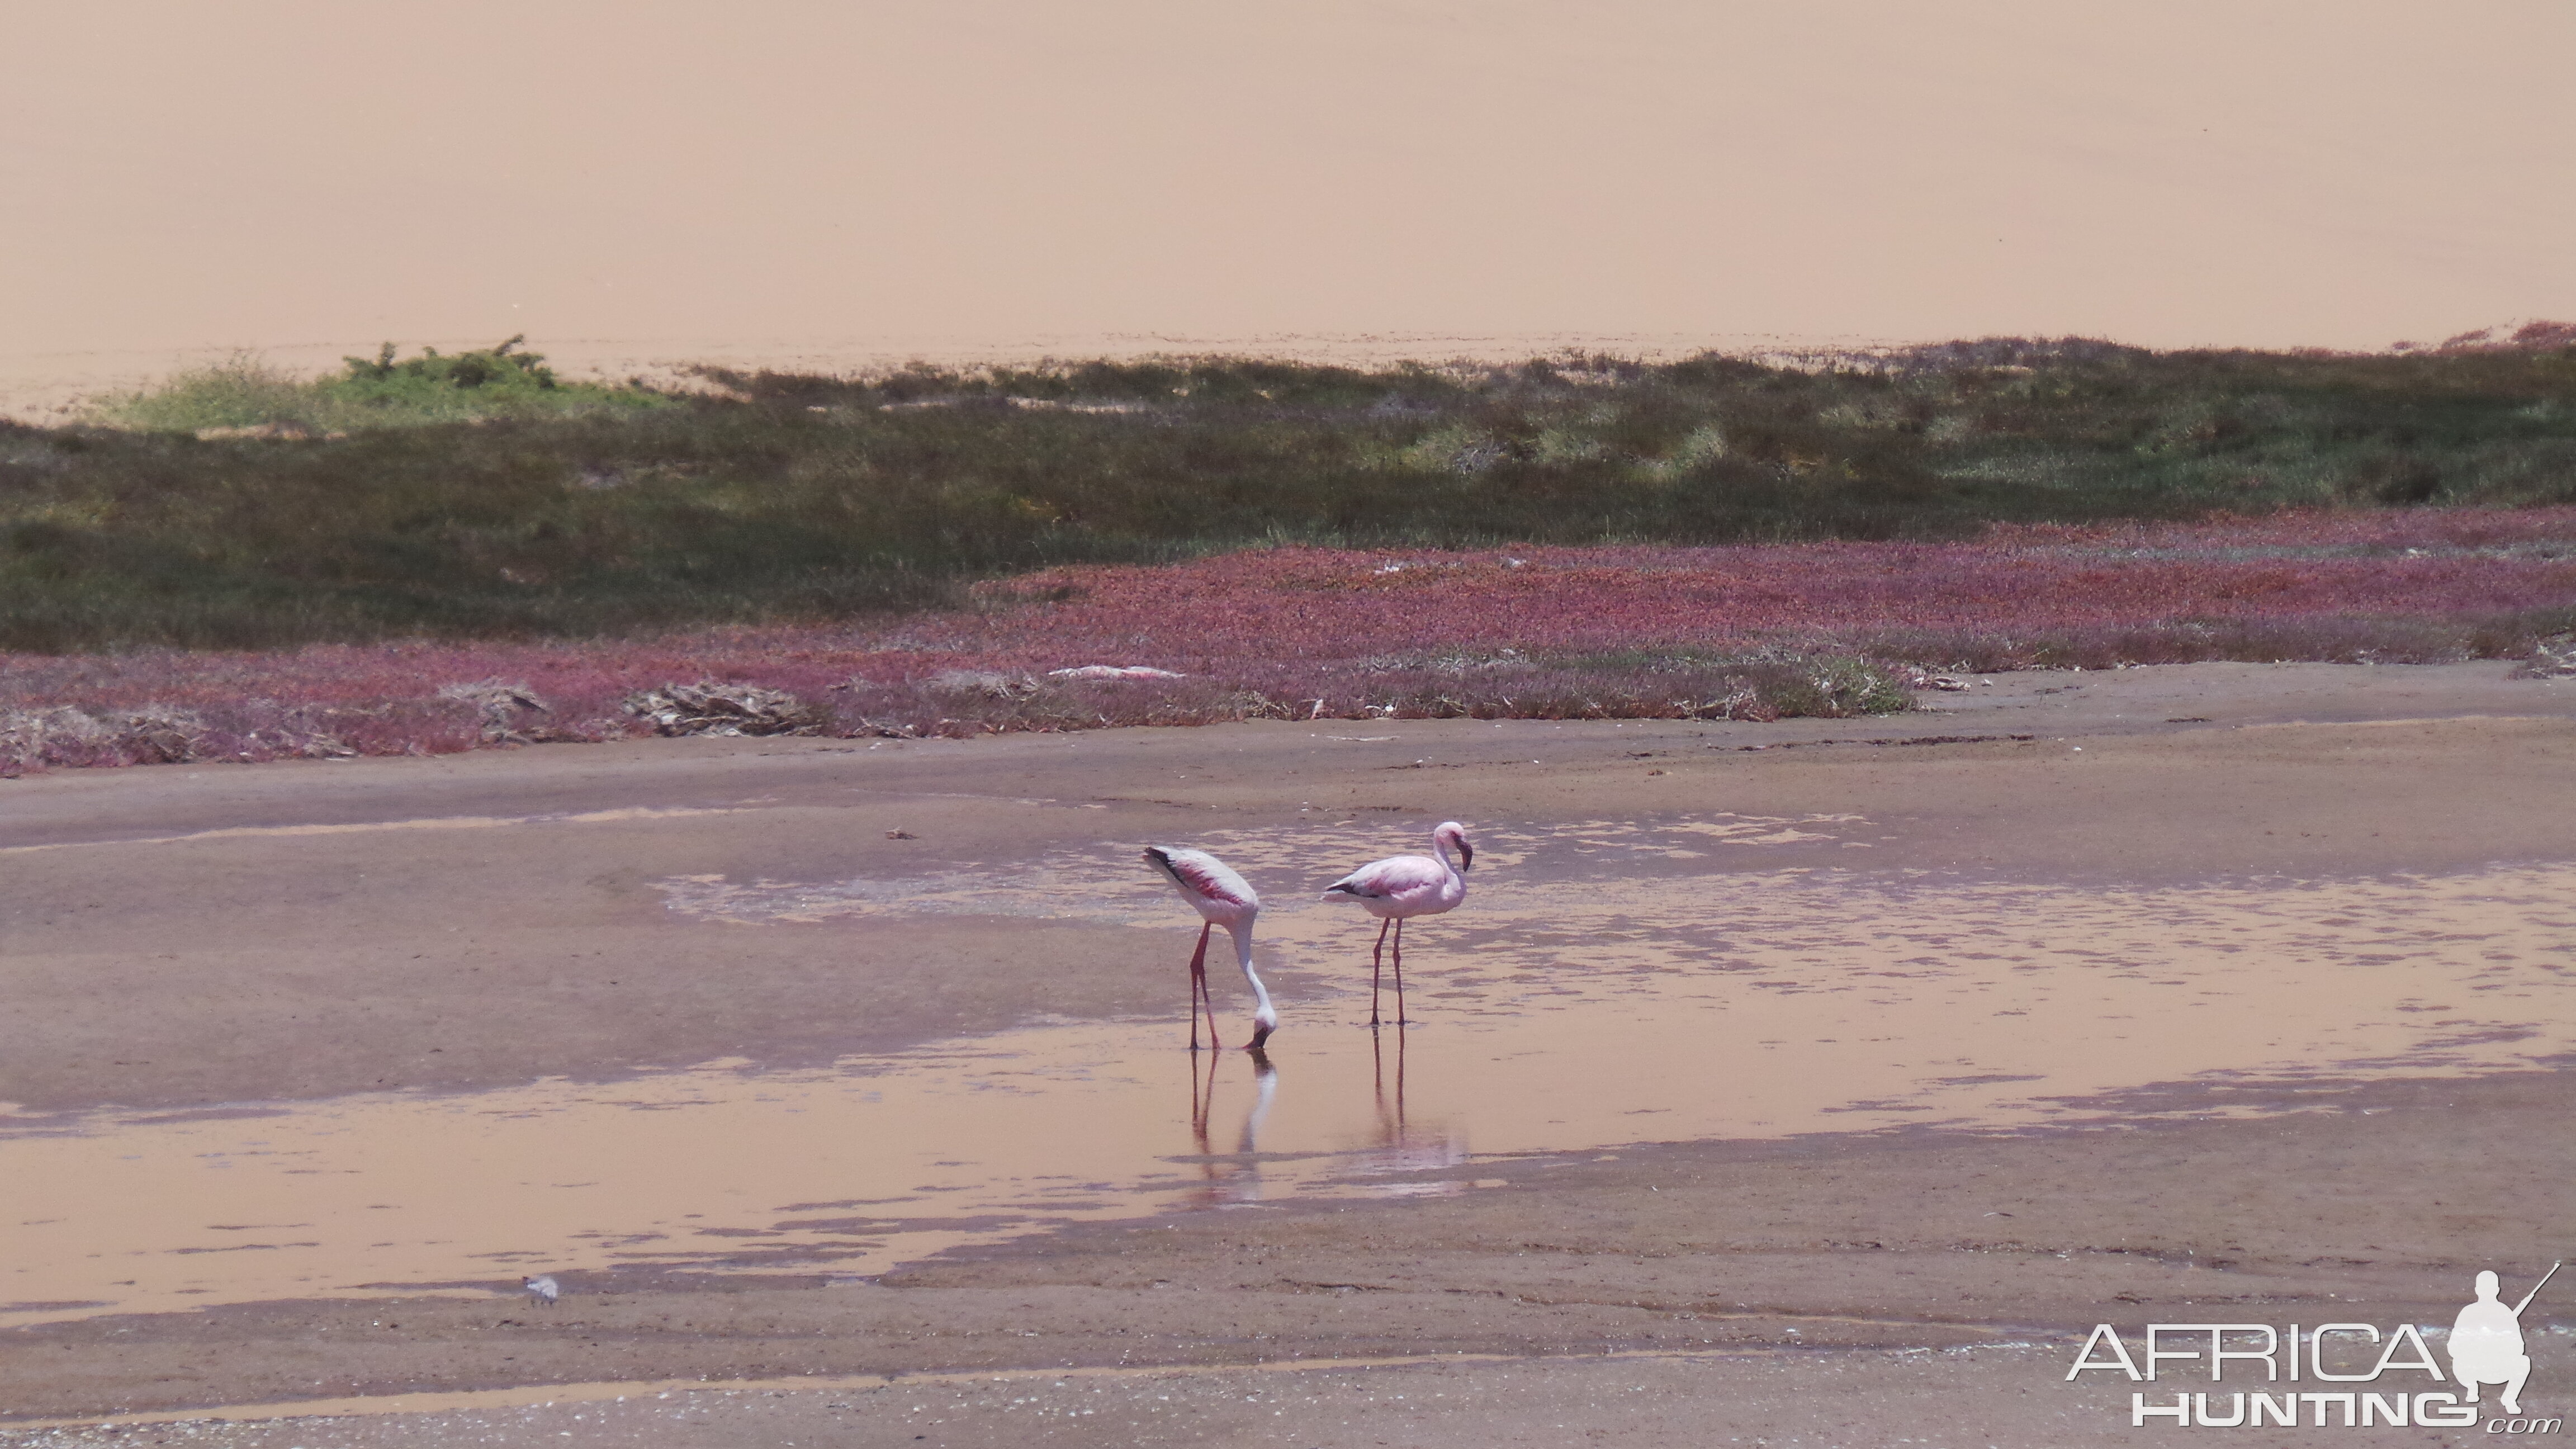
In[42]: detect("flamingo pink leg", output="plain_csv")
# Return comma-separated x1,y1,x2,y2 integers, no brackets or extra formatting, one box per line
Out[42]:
1367,917,1393,1026
1201,945,1225,1052
1391,917,1409,1025
1187,923,1221,1052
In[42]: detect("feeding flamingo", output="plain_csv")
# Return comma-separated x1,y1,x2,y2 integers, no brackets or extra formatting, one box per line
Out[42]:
1322,821,1474,1026
1142,845,1279,1050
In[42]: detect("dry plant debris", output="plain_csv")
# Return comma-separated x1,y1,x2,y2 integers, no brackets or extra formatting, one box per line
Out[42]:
621,683,830,737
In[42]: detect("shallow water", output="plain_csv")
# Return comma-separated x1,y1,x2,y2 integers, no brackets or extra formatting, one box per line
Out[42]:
4,816,2570,1329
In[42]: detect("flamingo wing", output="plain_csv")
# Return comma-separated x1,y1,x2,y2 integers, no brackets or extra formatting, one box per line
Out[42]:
1323,853,1447,907
1145,846,1258,911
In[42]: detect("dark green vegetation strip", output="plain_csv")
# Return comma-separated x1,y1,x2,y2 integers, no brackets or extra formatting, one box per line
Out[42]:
7,338,2575,652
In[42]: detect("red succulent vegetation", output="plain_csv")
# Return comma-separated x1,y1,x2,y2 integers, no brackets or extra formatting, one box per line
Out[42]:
6,509,2574,774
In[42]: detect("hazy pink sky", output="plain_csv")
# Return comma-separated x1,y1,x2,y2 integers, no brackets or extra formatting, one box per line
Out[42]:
4,1,2570,373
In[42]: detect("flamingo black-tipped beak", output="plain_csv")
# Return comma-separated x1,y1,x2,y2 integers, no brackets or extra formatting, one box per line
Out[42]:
1248,1022,1274,1051
1457,841,1474,872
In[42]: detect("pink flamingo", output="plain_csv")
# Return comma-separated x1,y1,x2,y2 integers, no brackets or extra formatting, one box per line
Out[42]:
1142,846,1278,1051
1322,821,1474,1027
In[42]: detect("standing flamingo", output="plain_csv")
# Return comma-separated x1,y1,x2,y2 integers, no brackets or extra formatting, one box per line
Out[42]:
1322,821,1474,1026
1142,845,1279,1050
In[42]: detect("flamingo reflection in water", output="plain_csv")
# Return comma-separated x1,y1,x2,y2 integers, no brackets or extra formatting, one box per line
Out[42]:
1187,1045,1278,1205
1353,1025,1466,1190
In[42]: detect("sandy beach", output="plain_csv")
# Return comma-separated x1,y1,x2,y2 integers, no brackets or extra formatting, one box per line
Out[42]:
4,660,2573,1445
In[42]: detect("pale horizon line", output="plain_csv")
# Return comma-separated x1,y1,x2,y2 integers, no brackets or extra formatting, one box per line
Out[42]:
7,319,2565,425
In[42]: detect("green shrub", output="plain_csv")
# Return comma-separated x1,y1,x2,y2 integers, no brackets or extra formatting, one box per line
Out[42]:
90,338,670,434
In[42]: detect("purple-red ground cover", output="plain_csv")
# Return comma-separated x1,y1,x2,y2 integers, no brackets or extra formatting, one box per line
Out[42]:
6,508,2575,773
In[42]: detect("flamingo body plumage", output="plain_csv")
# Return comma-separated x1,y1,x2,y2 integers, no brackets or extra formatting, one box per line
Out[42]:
1323,821,1474,1025
1142,845,1278,1050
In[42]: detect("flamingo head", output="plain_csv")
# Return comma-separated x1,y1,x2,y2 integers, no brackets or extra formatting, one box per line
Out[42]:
1434,821,1474,872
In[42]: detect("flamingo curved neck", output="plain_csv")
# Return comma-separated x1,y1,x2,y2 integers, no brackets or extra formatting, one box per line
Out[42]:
1433,836,1466,881
1225,922,1277,1027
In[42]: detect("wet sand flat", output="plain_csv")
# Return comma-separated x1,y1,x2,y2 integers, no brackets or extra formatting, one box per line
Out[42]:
3,1071,2569,1442
3,661,2574,1442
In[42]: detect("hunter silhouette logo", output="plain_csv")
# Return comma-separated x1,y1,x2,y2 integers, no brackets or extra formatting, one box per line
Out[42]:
2068,1261,2561,1430
2454,1263,2558,1417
